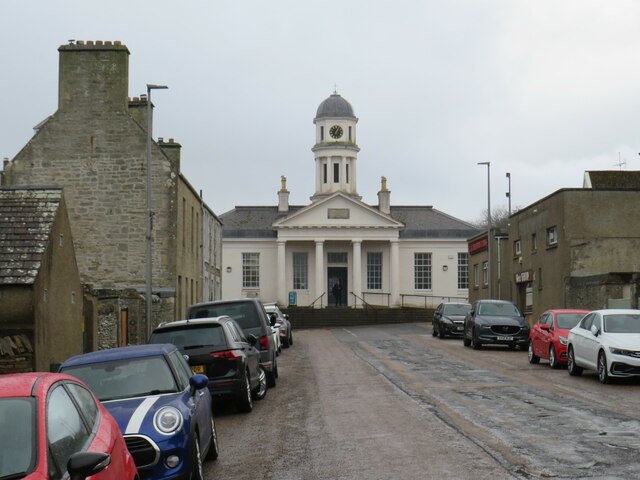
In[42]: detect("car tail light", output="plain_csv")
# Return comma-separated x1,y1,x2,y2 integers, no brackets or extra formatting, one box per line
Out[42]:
279,328,287,335
210,350,239,359
258,335,270,351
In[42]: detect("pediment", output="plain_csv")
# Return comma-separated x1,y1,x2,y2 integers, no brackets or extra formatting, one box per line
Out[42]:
273,193,403,230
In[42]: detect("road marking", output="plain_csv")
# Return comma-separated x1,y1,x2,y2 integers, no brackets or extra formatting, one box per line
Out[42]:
343,328,358,338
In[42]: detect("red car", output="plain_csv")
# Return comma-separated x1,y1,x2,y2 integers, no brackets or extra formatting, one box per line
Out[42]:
528,309,589,368
0,372,138,480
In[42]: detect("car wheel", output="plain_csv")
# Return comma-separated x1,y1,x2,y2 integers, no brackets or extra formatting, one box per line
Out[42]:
282,334,290,348
597,351,611,384
289,333,293,346
567,346,583,376
205,416,219,461
471,330,481,350
252,367,267,400
463,331,471,347
549,345,559,369
432,323,438,337
190,434,204,480
266,356,277,388
528,341,540,364
237,372,253,413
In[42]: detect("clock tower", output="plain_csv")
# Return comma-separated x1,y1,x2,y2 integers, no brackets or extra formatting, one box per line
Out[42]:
311,92,360,201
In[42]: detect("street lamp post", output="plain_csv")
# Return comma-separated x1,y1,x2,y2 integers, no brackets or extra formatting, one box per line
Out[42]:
146,84,168,339
477,162,492,298
506,172,512,216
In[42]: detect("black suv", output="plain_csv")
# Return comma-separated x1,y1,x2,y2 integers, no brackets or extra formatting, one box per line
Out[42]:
187,299,278,387
149,316,268,412
463,299,529,350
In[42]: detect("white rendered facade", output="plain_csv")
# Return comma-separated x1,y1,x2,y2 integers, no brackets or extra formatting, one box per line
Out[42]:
221,93,475,308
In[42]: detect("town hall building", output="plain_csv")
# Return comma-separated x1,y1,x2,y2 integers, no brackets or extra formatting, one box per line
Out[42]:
221,93,478,308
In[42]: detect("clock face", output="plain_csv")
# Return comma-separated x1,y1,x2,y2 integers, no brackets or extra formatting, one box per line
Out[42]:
329,125,343,139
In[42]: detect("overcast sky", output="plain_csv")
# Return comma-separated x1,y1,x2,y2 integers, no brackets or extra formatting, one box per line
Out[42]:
2,1,640,223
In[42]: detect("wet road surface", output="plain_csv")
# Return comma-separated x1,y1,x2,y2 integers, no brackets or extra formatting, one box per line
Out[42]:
205,323,640,479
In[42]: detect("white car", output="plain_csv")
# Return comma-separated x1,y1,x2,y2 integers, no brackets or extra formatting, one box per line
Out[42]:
567,309,640,383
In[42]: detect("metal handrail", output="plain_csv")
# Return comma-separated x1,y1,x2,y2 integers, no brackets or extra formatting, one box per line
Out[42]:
362,291,391,307
308,292,325,308
349,291,374,310
400,294,469,309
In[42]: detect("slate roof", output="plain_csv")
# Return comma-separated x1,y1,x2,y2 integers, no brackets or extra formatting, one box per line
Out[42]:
0,187,62,285
584,170,640,190
221,204,479,240
316,93,356,119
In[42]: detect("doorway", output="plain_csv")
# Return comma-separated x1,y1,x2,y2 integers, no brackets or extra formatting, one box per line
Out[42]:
328,267,348,307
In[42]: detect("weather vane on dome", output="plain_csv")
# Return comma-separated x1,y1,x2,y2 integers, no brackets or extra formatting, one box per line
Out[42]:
333,84,338,95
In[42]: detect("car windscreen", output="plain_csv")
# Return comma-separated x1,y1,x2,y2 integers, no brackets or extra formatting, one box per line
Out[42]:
443,304,471,316
603,314,640,333
478,303,521,316
150,324,227,350
61,356,179,401
0,398,36,477
556,313,586,329
190,303,262,329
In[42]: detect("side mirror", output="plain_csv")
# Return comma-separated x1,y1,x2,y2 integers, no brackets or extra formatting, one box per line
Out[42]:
540,324,550,331
590,325,600,337
246,334,258,346
189,373,209,394
284,314,289,320
68,452,111,480
183,354,190,362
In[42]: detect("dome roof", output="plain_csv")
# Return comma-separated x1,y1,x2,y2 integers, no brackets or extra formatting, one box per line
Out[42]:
315,93,355,119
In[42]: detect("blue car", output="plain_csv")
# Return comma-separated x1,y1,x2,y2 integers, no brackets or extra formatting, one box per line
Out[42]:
60,344,218,480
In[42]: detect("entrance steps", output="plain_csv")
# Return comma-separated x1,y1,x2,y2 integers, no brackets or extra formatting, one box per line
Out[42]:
281,306,433,329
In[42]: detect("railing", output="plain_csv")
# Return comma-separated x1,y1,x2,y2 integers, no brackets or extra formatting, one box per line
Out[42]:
308,292,325,309
362,291,391,307
349,291,374,310
400,294,469,309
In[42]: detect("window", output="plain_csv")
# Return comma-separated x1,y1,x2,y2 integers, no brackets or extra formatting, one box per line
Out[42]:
473,264,479,288
514,240,521,256
525,282,533,312
348,126,352,141
531,233,537,251
457,253,468,289
333,163,339,183
293,252,308,290
538,267,543,290
414,253,432,290
242,253,260,288
66,383,98,431
320,126,324,141
346,164,350,183
547,226,558,246
323,163,327,184
482,261,488,286
367,252,382,290
327,252,347,264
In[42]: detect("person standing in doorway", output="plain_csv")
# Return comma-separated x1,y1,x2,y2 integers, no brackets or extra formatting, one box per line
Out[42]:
332,278,343,307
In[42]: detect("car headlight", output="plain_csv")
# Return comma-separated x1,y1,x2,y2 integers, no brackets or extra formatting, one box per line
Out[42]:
609,347,637,357
441,317,453,324
559,336,568,346
153,406,183,435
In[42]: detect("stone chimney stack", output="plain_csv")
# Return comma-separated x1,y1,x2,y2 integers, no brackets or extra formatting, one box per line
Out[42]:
128,95,149,127
377,176,391,214
278,175,290,213
158,138,181,171
58,40,130,112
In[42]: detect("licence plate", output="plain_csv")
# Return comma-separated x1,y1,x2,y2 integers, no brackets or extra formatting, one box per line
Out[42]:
497,336,514,341
191,365,205,374
456,327,463,331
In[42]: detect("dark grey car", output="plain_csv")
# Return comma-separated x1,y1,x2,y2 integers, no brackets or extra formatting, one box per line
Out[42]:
187,299,278,387
432,302,471,338
463,299,529,350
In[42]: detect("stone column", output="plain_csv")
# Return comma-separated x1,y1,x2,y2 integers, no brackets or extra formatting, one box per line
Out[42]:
352,240,362,307
315,240,324,308
390,239,400,307
277,240,286,305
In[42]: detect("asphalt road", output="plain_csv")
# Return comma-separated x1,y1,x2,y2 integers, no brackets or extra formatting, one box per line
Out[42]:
204,323,640,480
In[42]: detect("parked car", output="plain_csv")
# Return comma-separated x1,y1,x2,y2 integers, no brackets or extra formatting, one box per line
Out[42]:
149,316,267,413
567,309,640,384
264,303,293,347
59,344,218,479
187,298,279,387
432,302,471,338
0,372,139,480
463,299,529,350
528,309,589,368
271,318,282,356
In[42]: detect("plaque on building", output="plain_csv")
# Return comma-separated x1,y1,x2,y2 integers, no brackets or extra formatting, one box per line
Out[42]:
328,208,350,219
